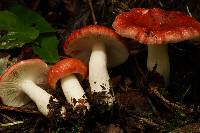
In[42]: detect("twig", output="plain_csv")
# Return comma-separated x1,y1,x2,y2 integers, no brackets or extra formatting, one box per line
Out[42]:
0,105,41,115
0,113,23,127
87,0,97,24
148,84,193,113
32,0,40,10
139,117,160,127
129,114,162,128
0,121,23,127
186,5,192,17
0,113,15,122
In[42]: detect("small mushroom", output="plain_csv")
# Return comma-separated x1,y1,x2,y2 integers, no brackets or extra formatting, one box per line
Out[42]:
0,59,65,117
64,25,128,106
113,8,200,85
48,58,89,110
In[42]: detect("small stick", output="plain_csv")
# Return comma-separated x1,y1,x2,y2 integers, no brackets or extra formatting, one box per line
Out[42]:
148,84,193,113
139,117,160,127
0,105,41,115
0,113,15,122
186,5,192,17
87,0,97,24
0,113,23,127
0,121,23,127
129,114,162,128
32,0,40,10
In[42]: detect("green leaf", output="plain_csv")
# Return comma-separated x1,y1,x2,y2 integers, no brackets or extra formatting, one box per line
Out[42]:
33,35,60,63
0,11,39,49
0,4,59,62
9,4,55,33
9,4,59,63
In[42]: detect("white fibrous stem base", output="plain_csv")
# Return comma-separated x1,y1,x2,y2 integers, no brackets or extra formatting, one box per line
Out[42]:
20,80,65,116
89,43,114,106
147,45,170,86
61,74,90,110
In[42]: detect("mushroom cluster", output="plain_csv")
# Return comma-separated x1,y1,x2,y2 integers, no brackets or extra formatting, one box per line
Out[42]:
0,25,129,118
1,7,199,121
0,59,66,117
0,58,89,117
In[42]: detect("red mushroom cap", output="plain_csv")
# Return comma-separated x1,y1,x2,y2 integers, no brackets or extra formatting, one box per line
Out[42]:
112,8,200,45
0,59,48,107
48,58,88,89
63,25,128,68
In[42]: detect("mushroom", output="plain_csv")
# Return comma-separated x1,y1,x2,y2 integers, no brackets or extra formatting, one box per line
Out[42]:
112,8,200,85
0,59,65,117
48,58,90,110
63,25,128,106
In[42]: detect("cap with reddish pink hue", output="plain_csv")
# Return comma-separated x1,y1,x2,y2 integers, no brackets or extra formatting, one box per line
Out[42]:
0,59,48,107
63,25,128,68
48,58,88,89
0,59,47,81
112,8,200,45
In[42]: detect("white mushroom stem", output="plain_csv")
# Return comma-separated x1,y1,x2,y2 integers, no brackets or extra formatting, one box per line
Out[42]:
147,45,170,86
89,43,114,105
61,74,90,110
19,79,64,116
